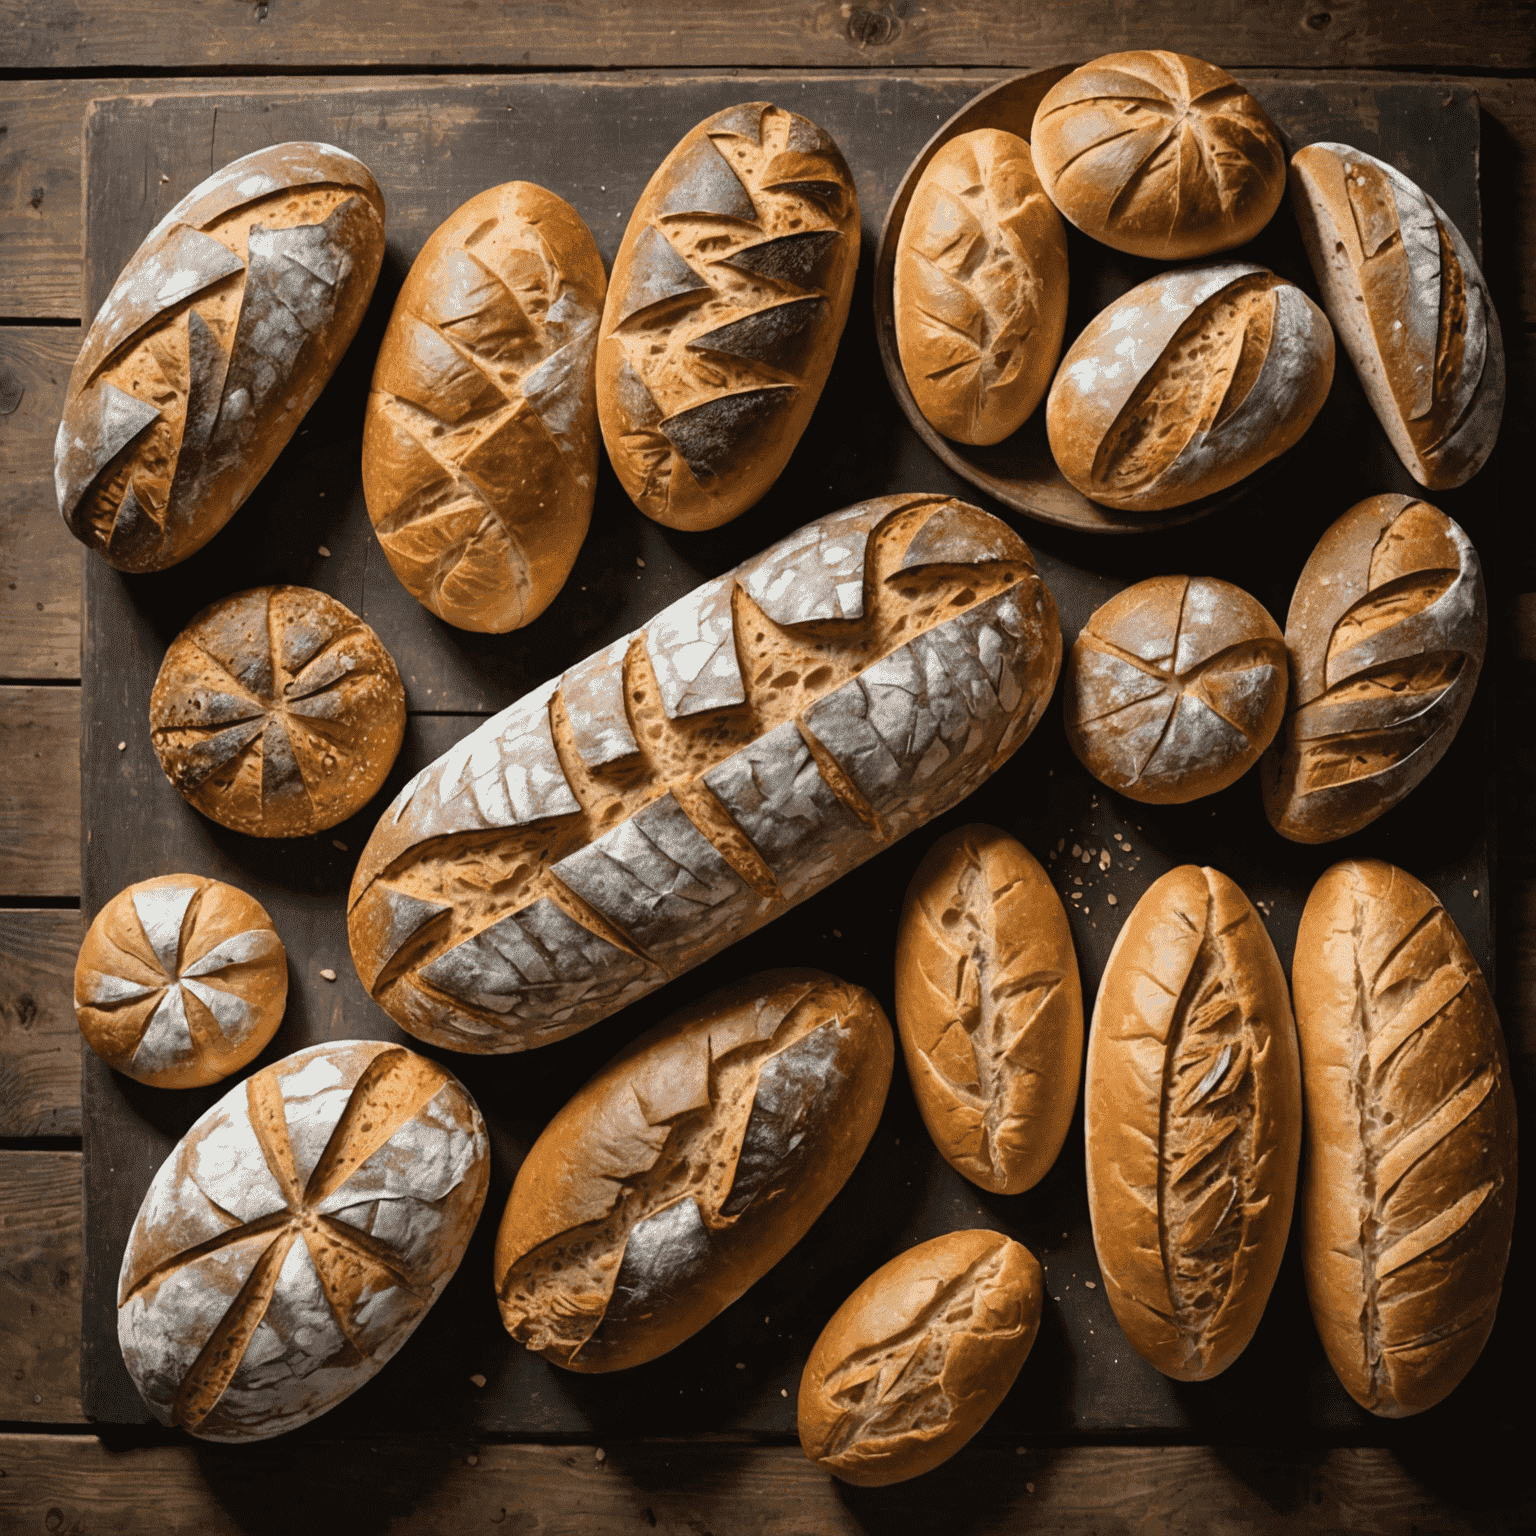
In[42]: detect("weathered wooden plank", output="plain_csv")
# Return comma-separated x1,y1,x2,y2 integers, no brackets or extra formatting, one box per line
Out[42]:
0,328,81,680
0,1153,84,1423
0,910,81,1137
0,686,80,898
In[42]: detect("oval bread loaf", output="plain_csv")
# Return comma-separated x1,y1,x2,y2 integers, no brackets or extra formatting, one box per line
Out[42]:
1294,861,1516,1417
893,129,1069,446
362,182,607,632
495,969,893,1372
1290,143,1504,490
56,142,386,572
596,102,860,530
1262,495,1485,843
1030,53,1286,260
1085,865,1301,1381
894,825,1081,1194
798,1229,1041,1486
1045,264,1334,511
346,494,1063,1054
117,1039,489,1441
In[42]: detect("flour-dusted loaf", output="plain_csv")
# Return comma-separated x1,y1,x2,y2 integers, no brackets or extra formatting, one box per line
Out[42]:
75,874,287,1088
1294,861,1516,1417
1065,576,1287,803
150,586,407,838
1030,53,1286,260
1045,264,1334,512
495,970,893,1372
56,143,385,572
1262,495,1485,843
346,494,1062,1054
798,1229,1041,1486
894,825,1081,1194
117,1040,489,1441
893,129,1069,446
362,182,607,632
1290,143,1504,490
1086,865,1301,1381
596,102,860,530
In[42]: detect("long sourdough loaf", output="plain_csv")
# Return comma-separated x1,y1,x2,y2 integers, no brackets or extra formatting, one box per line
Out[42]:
56,142,386,572
1290,143,1504,489
596,102,860,530
346,494,1062,1054
1294,861,1516,1417
495,969,893,1372
117,1040,489,1441
1085,865,1301,1381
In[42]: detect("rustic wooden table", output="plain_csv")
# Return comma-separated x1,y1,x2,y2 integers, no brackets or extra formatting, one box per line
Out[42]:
2,5,1534,1530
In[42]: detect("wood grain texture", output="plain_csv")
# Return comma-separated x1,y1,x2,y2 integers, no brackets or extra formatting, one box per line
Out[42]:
0,686,80,897
0,910,81,1137
0,1153,84,1423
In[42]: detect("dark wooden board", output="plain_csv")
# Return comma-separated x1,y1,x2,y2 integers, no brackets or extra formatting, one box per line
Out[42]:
79,76,1509,1443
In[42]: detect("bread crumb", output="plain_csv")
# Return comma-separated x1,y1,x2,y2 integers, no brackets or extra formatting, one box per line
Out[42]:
1473,888,1480,898
1056,839,1065,852
636,557,646,567
318,545,331,557
1027,1482,1036,1494
832,929,842,938
1015,1446,1026,1455
117,741,126,751
1099,850,1111,871
1107,894,1118,906
781,1388,788,1397
1071,843,1081,857
1085,1280,1097,1289
466,1455,478,1466
595,1448,606,1463
470,1373,486,1387
320,968,337,982
332,839,347,851
735,1362,746,1370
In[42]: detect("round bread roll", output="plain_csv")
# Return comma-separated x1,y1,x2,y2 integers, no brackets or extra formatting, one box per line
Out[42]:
150,586,406,838
893,129,1069,445
1046,263,1333,511
894,825,1081,1193
1030,53,1286,260
75,874,287,1088
798,1230,1042,1486
362,181,607,632
1065,575,1287,803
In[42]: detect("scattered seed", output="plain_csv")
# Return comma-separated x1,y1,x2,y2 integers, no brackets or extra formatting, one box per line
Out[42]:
636,557,646,568
318,545,331,557
1027,1482,1036,1494
1473,888,1480,898
470,1374,486,1387
781,1389,788,1397
595,1448,606,1463
1080,850,1091,864
1056,838,1065,852
735,1362,746,1370
1107,894,1118,907
832,929,842,938
1085,1280,1097,1290
1099,850,1111,871
1071,843,1081,857
117,741,126,751
332,839,347,851
320,968,337,982
466,1455,478,1466
1015,1446,1026,1456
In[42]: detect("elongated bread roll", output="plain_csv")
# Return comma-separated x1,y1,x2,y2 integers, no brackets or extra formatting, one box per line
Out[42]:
1085,865,1301,1381
1294,861,1516,1417
346,495,1062,1054
495,970,893,1372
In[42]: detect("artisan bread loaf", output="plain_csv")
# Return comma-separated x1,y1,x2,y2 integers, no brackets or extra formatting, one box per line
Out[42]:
56,143,385,572
362,182,607,632
1262,495,1485,843
798,1229,1041,1486
1030,53,1286,260
596,102,860,530
1065,575,1286,803
1294,861,1516,1417
1085,865,1300,1381
894,825,1081,1194
346,494,1062,1054
1290,143,1504,489
75,874,286,1088
495,969,893,1372
150,586,406,838
893,129,1069,446
1045,264,1334,511
118,1039,489,1440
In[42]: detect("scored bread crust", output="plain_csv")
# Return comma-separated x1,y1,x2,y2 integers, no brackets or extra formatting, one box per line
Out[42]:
1045,263,1334,512
1261,494,1485,843
345,494,1062,1055
596,102,860,530
1293,861,1517,1417
362,182,607,632
1085,864,1301,1381
55,142,385,572
1290,143,1504,490
894,825,1081,1194
798,1229,1041,1486
494,969,893,1373
894,129,1069,446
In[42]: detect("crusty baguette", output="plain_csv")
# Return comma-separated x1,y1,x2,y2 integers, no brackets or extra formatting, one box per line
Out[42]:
495,969,892,1372
346,494,1062,1054
798,1229,1041,1486
1294,861,1516,1417
1085,865,1300,1381
56,142,385,572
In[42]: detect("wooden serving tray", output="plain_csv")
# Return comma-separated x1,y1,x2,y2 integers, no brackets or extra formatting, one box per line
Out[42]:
80,73,1506,1440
